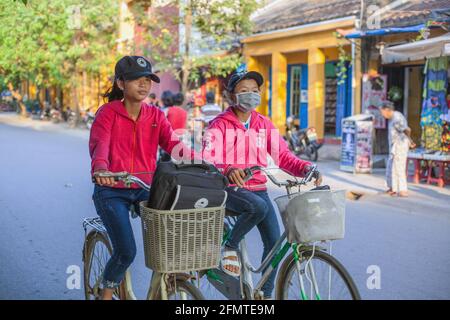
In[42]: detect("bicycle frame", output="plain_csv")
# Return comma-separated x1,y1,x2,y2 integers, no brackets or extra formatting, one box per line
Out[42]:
238,231,327,300
204,165,327,300
206,223,327,300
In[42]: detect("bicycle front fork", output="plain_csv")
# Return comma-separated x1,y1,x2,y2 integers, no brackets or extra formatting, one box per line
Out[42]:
293,244,321,300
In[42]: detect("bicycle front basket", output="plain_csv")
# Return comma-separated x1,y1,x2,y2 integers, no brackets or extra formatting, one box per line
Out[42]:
139,201,225,273
275,190,346,243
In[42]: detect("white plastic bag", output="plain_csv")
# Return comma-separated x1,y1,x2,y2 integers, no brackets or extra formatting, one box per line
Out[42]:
277,190,346,243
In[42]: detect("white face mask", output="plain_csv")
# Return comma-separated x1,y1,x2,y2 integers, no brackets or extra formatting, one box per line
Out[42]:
235,92,261,112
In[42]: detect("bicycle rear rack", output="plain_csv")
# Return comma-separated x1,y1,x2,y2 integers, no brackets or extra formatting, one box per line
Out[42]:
83,217,107,233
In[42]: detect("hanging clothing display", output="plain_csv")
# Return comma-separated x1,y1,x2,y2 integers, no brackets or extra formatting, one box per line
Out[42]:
420,57,449,151
421,57,448,117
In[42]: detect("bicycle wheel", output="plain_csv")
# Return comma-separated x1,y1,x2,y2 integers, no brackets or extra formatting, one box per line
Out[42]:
83,230,128,300
276,249,360,300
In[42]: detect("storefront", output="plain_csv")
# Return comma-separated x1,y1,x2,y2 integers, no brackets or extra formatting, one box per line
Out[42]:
382,33,450,187
242,21,357,138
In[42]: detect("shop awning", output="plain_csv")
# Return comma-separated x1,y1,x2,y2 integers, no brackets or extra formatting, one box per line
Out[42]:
382,33,450,64
344,24,425,39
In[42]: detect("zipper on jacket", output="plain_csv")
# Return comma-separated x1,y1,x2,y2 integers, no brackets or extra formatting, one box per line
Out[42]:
130,122,137,175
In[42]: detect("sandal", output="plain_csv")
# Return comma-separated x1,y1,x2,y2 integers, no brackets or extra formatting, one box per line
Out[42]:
385,189,397,196
221,248,241,278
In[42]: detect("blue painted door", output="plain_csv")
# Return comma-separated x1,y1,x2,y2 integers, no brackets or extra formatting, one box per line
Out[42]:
336,63,352,136
286,64,308,128
300,64,308,129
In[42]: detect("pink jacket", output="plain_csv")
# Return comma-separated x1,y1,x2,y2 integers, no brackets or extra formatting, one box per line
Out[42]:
89,100,190,189
203,107,311,191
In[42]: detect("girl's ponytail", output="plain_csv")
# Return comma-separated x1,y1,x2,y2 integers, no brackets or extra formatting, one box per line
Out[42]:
102,78,124,102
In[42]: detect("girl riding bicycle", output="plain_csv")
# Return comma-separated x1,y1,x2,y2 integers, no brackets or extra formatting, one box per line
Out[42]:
89,56,193,300
203,67,322,299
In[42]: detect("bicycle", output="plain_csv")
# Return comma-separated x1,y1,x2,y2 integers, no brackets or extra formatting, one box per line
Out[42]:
82,172,206,300
197,165,361,300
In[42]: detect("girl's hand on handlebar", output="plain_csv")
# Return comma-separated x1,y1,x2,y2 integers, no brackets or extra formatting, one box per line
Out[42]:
313,171,323,187
305,165,322,187
94,170,117,187
227,168,246,188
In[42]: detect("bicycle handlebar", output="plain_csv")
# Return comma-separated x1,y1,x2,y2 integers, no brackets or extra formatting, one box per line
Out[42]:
243,165,319,188
94,164,318,192
94,172,151,191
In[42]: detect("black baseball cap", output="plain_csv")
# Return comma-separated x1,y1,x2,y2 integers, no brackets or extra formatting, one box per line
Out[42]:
227,70,264,92
114,56,160,83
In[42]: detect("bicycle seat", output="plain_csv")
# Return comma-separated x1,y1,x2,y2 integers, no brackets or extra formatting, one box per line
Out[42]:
225,209,241,217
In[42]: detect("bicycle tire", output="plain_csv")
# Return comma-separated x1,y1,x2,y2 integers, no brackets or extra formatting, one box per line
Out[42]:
83,230,128,300
276,249,361,300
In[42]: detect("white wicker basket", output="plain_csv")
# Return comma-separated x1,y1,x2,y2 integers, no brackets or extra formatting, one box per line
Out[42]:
139,201,225,273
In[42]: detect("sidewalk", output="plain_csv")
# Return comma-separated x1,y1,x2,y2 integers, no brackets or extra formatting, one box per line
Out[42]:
265,158,450,217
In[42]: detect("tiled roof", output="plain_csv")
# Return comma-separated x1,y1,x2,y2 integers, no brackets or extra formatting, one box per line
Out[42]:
379,0,450,28
251,0,450,34
252,0,360,33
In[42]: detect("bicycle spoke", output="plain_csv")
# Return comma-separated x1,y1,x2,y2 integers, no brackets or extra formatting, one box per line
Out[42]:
284,255,353,300
88,239,111,299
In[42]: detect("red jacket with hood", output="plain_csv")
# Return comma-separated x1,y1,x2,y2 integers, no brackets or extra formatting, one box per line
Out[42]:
203,107,312,191
89,100,190,189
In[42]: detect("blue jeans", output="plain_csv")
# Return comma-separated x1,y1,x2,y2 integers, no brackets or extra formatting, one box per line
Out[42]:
225,187,280,298
92,185,149,289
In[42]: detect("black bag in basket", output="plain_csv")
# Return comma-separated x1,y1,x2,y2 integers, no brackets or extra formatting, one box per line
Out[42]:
148,161,229,210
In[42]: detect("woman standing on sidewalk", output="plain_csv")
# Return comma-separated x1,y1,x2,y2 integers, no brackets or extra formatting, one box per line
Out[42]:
89,56,192,300
203,68,322,299
380,100,416,197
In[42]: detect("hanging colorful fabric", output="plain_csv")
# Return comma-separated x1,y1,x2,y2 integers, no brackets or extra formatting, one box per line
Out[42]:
442,121,450,152
421,57,449,117
421,124,443,151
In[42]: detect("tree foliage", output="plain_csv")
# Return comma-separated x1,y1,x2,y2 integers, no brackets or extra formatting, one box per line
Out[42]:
132,0,258,92
0,0,119,108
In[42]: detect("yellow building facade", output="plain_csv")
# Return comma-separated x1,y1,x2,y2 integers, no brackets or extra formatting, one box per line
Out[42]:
242,17,360,138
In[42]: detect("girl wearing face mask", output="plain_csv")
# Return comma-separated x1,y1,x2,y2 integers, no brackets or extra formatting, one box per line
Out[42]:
203,69,322,299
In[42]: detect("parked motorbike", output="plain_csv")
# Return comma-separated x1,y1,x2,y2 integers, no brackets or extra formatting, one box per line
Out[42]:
285,115,323,162
39,107,51,121
50,107,63,123
67,109,78,128
82,109,95,130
